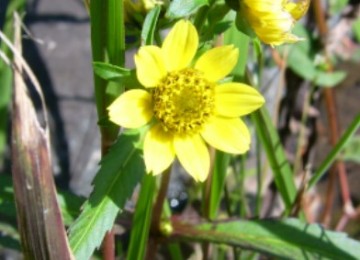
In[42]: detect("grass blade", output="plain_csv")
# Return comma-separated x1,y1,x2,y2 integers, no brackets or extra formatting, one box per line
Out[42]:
127,174,157,259
308,114,360,188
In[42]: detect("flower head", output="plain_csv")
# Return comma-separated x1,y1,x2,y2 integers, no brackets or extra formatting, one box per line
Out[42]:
240,0,310,46
124,0,168,23
108,20,265,181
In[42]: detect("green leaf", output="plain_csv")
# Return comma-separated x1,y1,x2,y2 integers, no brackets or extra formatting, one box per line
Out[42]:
353,17,360,43
93,62,131,80
342,135,360,163
0,174,16,219
251,108,297,212
93,62,141,89
127,174,156,260
329,0,349,15
208,151,231,219
141,6,161,45
313,70,347,87
224,19,249,81
0,222,20,251
235,11,255,39
68,130,145,260
166,0,209,19
286,45,346,87
57,192,85,226
173,218,360,259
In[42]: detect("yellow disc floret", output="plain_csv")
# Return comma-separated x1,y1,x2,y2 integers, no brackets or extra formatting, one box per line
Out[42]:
152,69,215,135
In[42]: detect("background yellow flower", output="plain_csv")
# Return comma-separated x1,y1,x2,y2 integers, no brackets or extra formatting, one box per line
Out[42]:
240,0,310,46
108,20,264,181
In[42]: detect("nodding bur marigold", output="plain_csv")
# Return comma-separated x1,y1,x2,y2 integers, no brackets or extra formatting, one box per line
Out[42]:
108,20,265,182
240,0,310,46
124,0,168,23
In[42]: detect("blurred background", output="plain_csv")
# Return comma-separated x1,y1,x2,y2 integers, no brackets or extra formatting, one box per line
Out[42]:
1,0,360,258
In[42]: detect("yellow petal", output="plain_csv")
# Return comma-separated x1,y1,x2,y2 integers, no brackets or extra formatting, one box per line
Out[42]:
174,134,210,182
144,124,175,175
108,89,153,128
215,83,265,117
195,45,239,82
285,0,310,21
201,117,250,154
134,46,167,87
162,20,199,72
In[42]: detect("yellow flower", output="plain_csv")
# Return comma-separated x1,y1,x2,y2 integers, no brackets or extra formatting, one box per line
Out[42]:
108,20,264,181
124,0,168,23
240,0,310,46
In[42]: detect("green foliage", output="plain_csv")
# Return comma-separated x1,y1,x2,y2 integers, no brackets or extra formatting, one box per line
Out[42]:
286,44,346,87
166,0,209,19
252,108,297,213
342,135,360,163
353,17,360,43
280,24,346,88
127,174,157,259
2,0,360,259
0,0,26,167
178,218,360,259
329,0,349,15
68,130,145,260
141,6,161,45
208,151,231,219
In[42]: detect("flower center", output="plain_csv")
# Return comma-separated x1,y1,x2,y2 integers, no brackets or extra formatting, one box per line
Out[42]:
152,68,215,135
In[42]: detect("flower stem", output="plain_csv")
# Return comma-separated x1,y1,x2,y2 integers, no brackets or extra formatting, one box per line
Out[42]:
151,167,172,233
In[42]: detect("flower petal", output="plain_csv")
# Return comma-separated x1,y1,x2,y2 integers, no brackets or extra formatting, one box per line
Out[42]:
285,0,310,21
215,83,265,117
134,46,167,87
108,89,153,128
174,134,210,182
144,124,175,175
201,117,251,154
195,45,239,82
162,20,198,72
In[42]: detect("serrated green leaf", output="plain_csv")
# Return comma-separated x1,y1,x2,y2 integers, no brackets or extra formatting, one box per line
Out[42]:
127,174,156,260
141,6,161,45
166,0,209,19
68,130,145,260
173,218,360,259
